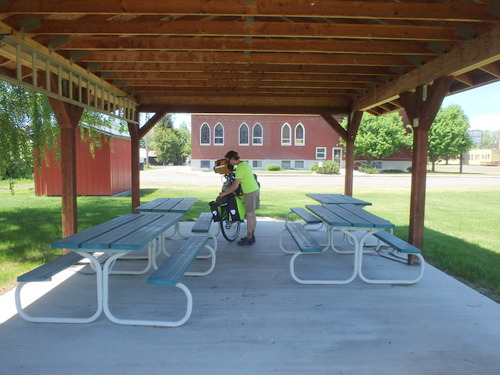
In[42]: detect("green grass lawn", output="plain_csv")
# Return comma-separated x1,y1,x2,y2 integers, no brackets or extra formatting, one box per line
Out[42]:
1,181,499,302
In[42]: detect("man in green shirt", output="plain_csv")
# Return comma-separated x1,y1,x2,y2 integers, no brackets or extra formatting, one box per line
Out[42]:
218,150,260,246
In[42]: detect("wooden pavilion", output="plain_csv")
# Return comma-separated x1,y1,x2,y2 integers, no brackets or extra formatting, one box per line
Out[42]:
0,1,498,254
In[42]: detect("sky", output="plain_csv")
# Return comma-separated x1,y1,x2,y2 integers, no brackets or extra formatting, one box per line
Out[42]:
173,81,500,132
442,81,500,132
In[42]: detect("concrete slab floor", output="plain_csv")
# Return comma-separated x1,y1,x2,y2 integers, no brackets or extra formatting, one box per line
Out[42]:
0,220,499,375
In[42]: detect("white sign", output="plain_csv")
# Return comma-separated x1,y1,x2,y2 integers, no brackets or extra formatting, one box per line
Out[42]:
469,130,482,144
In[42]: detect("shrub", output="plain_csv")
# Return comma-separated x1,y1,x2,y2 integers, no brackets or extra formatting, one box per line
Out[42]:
310,163,319,172
354,161,369,170
360,165,379,174
266,163,281,171
317,161,340,174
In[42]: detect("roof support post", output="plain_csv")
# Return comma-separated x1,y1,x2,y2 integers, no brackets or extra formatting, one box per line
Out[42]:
408,125,428,252
344,111,363,196
128,113,141,212
128,110,169,212
48,97,84,239
399,76,453,260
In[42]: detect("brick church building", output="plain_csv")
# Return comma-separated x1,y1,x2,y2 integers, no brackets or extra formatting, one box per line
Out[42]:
190,114,411,171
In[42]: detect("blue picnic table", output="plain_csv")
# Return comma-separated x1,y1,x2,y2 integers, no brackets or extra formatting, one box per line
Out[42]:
306,193,371,206
51,212,183,324
134,197,197,213
16,212,217,327
135,198,197,239
298,204,395,284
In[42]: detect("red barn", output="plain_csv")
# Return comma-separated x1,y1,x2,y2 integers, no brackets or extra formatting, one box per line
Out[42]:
191,114,411,171
35,127,131,196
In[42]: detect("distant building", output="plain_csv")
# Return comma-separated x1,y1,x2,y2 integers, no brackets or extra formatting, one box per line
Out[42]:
190,114,412,171
457,149,500,166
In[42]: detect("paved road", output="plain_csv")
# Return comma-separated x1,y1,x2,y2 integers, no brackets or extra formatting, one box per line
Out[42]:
141,165,500,189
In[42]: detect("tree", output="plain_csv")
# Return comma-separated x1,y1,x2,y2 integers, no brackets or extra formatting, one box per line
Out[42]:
177,121,192,164
153,127,183,165
475,130,500,149
150,114,191,165
0,82,126,183
343,112,411,167
0,82,57,180
428,105,473,172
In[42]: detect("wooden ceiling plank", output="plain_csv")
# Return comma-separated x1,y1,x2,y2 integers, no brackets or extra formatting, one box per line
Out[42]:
77,51,416,67
138,104,349,115
92,62,396,76
453,72,475,86
138,98,349,111
28,19,460,41
44,36,437,56
128,86,351,94
107,71,385,83
114,79,372,89
2,0,496,22
479,61,500,77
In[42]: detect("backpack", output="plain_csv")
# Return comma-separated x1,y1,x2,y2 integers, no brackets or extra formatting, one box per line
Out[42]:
254,174,260,188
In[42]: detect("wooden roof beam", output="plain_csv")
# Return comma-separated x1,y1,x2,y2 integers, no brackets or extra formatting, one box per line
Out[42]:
44,36,439,56
3,1,497,22
139,104,349,115
137,95,348,108
113,80,374,90
27,19,460,41
107,71,386,84
91,62,396,76
76,51,417,67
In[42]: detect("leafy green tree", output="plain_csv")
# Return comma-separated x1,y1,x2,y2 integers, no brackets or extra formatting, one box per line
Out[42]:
343,112,411,167
177,121,192,164
1,82,126,182
79,113,126,157
475,130,500,149
150,114,190,165
152,127,183,165
0,82,56,180
157,113,175,129
428,105,473,171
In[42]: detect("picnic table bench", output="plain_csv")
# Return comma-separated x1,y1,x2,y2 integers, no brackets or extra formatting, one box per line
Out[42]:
131,236,215,327
372,230,425,284
279,210,326,254
281,222,324,253
285,207,323,230
15,252,96,324
191,212,218,254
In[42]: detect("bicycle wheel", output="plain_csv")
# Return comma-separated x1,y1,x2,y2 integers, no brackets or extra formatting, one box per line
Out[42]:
219,206,241,241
